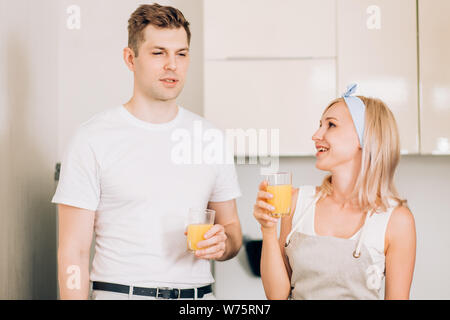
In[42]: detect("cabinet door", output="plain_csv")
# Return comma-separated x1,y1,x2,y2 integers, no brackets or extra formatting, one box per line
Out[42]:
419,0,450,154
204,0,336,59
337,0,419,154
204,59,336,156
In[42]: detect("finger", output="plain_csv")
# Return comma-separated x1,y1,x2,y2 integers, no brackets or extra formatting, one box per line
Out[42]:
196,250,225,260
197,250,225,260
203,224,224,239
254,210,279,224
259,180,268,191
254,206,274,226
254,203,269,214
257,190,273,200
196,242,226,257
257,200,275,212
197,233,227,249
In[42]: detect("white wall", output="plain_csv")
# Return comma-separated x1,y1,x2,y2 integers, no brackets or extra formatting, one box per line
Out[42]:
214,155,450,300
0,0,58,299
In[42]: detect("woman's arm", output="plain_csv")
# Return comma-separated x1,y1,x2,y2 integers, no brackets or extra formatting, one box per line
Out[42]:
384,205,416,300
254,182,298,300
260,229,291,300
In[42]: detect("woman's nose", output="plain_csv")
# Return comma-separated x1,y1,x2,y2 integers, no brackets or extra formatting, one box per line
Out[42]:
312,128,323,141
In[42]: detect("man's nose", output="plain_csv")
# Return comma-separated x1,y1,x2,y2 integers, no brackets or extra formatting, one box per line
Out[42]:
164,54,177,71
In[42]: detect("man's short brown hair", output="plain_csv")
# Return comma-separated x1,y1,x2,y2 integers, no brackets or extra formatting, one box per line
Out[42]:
128,3,191,57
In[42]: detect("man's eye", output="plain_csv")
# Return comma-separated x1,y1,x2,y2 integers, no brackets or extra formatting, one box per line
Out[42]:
328,122,336,128
152,52,163,55
178,52,187,56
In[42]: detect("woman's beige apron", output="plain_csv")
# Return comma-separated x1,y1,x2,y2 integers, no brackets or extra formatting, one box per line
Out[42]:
284,193,383,300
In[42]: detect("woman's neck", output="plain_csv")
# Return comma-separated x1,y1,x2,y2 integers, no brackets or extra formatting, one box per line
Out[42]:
329,162,361,209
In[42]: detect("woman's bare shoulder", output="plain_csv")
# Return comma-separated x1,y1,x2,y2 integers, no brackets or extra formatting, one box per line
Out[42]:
386,205,416,251
389,206,415,231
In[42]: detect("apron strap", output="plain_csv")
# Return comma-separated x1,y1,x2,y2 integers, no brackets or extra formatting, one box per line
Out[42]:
285,190,322,246
352,209,373,258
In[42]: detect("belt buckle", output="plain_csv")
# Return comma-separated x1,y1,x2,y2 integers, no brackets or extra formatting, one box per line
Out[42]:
156,287,180,299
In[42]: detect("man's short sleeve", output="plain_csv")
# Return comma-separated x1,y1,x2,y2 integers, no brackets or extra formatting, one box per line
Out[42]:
52,129,100,211
209,161,242,203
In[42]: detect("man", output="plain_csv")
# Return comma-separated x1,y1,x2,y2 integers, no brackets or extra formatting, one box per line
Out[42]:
53,3,242,300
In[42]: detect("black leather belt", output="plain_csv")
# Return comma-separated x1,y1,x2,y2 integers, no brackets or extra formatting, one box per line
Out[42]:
92,281,213,299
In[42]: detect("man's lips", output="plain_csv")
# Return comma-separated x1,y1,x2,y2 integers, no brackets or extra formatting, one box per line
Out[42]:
160,78,179,87
160,78,179,83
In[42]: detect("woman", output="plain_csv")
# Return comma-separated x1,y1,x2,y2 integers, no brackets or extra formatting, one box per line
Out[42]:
253,85,416,300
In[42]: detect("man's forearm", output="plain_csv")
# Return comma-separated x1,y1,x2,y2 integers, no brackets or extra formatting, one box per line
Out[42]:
58,250,91,300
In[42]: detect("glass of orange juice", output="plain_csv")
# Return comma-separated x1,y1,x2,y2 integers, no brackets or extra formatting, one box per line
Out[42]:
265,172,292,218
187,208,215,251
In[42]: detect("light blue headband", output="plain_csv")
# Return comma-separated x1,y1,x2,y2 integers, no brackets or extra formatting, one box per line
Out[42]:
342,84,365,148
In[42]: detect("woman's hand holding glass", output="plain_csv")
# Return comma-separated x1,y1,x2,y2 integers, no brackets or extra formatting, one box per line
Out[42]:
253,181,280,234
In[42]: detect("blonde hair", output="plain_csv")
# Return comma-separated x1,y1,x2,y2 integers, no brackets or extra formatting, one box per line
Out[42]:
318,96,407,213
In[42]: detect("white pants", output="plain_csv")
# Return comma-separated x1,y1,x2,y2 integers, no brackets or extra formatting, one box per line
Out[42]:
91,289,216,300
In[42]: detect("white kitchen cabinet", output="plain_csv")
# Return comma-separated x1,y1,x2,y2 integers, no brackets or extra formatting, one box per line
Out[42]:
204,59,336,156
337,0,419,154
204,0,336,60
418,0,450,155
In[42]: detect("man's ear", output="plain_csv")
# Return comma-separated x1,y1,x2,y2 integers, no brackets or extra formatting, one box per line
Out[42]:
123,47,136,72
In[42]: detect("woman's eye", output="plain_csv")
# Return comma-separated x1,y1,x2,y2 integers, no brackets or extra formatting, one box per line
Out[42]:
152,52,163,55
328,122,336,128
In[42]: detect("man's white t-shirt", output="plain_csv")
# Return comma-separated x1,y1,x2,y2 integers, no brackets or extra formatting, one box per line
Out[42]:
52,105,241,288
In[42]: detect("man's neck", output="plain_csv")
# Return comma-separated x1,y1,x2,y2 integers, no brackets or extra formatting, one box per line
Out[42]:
124,94,179,124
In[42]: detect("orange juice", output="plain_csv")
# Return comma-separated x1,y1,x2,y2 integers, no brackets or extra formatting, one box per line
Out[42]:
267,184,292,217
187,224,213,251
